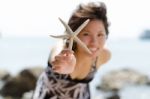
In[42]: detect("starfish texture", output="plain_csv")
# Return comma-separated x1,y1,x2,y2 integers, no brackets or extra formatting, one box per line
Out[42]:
50,18,92,54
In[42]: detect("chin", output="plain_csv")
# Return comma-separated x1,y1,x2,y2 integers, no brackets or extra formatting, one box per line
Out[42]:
90,52,98,59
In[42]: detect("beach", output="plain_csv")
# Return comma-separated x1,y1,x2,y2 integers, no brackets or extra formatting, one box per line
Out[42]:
0,37,150,99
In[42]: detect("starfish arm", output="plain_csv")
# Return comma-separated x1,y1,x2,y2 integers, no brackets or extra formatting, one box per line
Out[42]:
58,18,73,35
74,37,92,54
74,19,90,36
49,34,69,39
68,38,74,50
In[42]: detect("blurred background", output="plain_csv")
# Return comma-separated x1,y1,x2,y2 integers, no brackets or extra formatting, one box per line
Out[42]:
0,0,150,99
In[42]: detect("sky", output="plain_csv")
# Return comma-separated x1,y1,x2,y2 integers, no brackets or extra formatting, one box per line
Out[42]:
0,0,150,39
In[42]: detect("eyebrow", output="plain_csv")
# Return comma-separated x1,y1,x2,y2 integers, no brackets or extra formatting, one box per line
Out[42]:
83,29,105,33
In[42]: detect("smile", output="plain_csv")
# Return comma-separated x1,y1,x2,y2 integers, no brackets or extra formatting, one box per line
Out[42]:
89,47,99,52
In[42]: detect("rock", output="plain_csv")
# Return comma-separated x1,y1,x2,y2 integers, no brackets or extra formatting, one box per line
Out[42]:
97,68,149,91
0,70,12,93
140,29,150,40
0,69,36,98
0,66,44,98
22,90,34,99
106,93,120,99
0,70,11,81
27,66,44,78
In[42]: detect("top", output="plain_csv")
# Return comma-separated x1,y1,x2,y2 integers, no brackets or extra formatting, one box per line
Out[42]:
33,63,97,99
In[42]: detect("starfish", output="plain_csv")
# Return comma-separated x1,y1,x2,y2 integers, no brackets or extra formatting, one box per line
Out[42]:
50,18,92,54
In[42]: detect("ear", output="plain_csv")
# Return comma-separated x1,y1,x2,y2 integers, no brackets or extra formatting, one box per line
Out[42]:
96,48,111,68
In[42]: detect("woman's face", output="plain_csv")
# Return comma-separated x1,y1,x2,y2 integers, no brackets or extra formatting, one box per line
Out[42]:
77,19,106,58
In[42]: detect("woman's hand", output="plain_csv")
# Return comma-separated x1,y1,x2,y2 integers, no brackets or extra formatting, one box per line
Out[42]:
51,49,76,74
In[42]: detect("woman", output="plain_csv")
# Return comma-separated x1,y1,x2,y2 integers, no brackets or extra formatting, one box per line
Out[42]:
33,2,111,99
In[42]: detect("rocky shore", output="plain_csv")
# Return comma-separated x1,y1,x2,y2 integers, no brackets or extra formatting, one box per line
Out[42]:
96,68,150,99
0,66,44,99
0,67,150,99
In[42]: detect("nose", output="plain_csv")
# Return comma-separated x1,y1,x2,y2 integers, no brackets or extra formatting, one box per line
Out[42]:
90,36,98,45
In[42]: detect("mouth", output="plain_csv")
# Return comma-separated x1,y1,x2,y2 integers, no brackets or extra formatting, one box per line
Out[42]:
89,47,99,53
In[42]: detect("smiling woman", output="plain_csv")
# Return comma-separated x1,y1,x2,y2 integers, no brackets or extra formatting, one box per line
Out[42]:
33,1,111,99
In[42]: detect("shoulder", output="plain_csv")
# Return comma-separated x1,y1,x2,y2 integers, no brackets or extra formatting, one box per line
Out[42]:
96,48,111,68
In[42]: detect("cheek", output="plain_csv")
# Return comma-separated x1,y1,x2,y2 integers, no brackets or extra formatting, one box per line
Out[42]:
80,37,90,45
98,39,106,45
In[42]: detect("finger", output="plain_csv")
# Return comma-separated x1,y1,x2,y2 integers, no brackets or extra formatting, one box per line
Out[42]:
51,60,64,66
55,54,74,62
61,52,75,62
54,56,68,63
52,65,60,71
55,55,62,61
51,61,61,71
60,49,74,56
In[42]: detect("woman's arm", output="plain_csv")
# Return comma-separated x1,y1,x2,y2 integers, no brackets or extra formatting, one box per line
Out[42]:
96,48,111,68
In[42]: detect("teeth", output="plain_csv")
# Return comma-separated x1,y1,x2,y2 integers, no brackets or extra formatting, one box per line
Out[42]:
89,48,97,52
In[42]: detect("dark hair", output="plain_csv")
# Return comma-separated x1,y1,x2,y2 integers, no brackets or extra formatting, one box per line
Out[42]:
68,2,109,35
65,2,109,51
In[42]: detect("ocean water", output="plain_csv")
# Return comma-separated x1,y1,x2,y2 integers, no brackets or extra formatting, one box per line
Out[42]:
90,38,150,99
0,37,150,99
0,37,54,75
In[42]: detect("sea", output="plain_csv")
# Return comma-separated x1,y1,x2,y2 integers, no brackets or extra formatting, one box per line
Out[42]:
0,37,150,99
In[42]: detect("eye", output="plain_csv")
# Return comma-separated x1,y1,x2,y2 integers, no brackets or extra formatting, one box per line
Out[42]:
97,33,104,37
83,32,89,36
